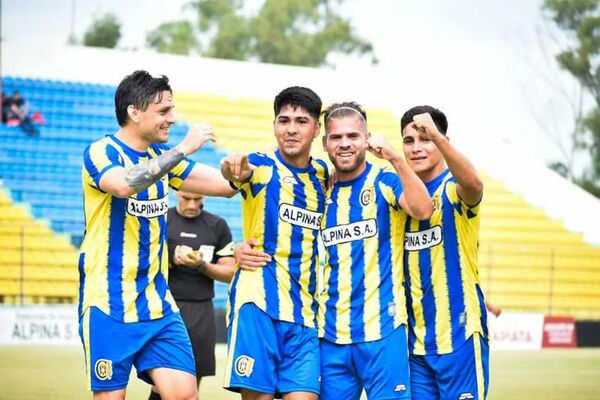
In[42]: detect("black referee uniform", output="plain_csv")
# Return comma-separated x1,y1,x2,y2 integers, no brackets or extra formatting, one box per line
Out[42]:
167,207,234,378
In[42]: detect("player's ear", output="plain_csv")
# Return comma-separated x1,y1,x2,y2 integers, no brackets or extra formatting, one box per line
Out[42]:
314,121,321,138
127,105,140,124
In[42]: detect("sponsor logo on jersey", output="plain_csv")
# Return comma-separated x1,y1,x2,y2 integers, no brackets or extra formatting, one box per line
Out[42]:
127,196,168,218
321,219,377,247
234,355,255,377
279,203,322,230
282,176,298,185
94,359,113,380
180,232,197,238
388,301,397,317
404,225,442,251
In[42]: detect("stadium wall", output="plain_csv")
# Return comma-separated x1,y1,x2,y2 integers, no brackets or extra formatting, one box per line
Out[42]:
3,40,600,244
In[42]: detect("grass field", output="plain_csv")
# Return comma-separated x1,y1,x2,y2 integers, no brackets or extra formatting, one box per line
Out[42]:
1,345,599,400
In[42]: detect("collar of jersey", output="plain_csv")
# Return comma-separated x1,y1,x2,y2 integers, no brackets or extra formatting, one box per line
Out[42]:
108,134,150,158
425,168,451,193
335,162,372,187
275,149,313,174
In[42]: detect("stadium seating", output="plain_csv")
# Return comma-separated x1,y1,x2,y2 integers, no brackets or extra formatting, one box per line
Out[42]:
1,76,599,318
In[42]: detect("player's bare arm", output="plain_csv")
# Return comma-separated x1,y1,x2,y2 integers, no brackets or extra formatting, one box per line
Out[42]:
99,122,228,198
412,113,483,206
234,238,271,271
367,135,433,220
220,153,254,183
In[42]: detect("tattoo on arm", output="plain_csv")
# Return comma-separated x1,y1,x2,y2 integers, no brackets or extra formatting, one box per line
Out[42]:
124,148,185,192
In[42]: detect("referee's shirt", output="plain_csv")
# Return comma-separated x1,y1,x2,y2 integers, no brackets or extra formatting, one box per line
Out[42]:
167,207,233,301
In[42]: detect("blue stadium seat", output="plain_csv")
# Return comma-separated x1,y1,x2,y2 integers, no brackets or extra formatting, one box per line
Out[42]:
0,76,243,250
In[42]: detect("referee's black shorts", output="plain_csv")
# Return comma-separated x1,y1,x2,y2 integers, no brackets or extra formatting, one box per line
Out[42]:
176,300,216,378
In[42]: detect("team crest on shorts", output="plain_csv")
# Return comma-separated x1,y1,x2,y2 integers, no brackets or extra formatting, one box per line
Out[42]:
235,355,255,377
94,359,113,380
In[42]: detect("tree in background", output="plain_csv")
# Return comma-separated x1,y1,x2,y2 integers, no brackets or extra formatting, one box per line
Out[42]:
146,21,200,55
146,0,375,67
83,13,121,49
543,0,600,197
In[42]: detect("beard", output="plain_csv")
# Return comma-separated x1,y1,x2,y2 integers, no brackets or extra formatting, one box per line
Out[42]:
329,150,366,174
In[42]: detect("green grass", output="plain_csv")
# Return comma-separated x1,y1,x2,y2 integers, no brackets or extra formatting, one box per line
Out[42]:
1,345,599,399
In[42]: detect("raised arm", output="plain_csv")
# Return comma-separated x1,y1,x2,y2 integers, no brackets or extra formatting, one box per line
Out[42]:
412,113,483,206
367,135,433,220
99,122,235,198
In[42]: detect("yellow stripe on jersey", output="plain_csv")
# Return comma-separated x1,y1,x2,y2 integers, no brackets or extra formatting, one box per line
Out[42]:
404,169,487,355
319,163,408,344
79,135,193,323
227,150,327,328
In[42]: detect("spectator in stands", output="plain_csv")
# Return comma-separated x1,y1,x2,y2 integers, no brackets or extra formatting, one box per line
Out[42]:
78,70,238,400
6,91,39,135
400,105,489,400
149,190,235,400
1,92,10,123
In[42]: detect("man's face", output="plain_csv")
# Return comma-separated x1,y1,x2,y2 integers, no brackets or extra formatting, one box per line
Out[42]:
137,91,175,144
176,191,204,218
274,104,320,162
323,115,368,178
402,123,444,178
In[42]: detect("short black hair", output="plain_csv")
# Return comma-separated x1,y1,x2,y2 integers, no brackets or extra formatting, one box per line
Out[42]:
321,101,368,135
114,70,172,127
273,86,322,120
400,105,448,135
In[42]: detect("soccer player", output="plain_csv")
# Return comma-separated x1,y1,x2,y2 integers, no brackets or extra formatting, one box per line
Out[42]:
318,102,432,400
401,105,489,400
220,86,327,400
148,191,236,400
79,70,236,400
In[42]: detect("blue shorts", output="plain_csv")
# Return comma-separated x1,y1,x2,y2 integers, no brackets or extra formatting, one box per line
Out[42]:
410,332,489,400
79,306,196,391
319,325,411,400
224,303,320,396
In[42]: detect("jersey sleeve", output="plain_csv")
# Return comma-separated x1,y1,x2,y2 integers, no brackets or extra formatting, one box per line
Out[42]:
152,144,196,190
234,152,273,199
214,218,234,261
83,141,124,190
377,167,404,208
444,178,481,217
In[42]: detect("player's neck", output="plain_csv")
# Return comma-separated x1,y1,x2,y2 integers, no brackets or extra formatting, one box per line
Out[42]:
418,161,447,183
115,126,150,152
337,162,367,182
279,151,311,169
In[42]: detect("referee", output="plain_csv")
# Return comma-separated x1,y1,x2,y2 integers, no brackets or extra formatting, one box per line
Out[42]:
149,190,235,400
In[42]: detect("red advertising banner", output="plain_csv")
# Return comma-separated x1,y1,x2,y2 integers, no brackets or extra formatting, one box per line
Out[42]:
542,316,577,348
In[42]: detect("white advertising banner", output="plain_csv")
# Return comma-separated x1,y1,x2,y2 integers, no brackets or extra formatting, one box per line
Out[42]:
0,305,79,345
488,311,545,350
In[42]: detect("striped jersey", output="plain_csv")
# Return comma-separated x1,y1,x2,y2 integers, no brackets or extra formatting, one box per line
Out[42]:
79,135,195,323
227,150,328,328
404,168,487,355
318,163,408,344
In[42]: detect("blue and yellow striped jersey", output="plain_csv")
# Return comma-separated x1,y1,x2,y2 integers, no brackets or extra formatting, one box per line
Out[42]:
79,135,195,323
318,163,408,344
227,150,328,328
404,169,487,355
